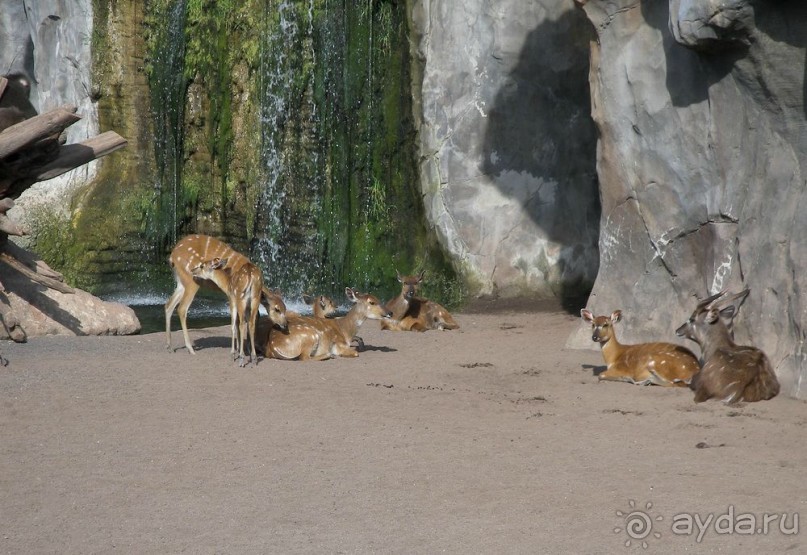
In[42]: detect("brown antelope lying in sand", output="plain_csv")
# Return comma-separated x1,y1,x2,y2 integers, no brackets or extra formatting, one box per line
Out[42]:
299,294,338,319
267,288,391,361
581,309,699,386
676,289,779,404
380,271,459,331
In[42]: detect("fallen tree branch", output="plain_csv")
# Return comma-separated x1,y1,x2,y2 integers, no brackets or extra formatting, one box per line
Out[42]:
0,104,79,160
0,251,75,294
34,131,128,182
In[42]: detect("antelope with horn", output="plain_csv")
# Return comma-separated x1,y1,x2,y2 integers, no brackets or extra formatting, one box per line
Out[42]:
676,289,779,404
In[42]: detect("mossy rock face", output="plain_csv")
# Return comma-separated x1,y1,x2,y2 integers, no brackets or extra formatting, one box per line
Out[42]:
251,1,462,304
36,0,462,307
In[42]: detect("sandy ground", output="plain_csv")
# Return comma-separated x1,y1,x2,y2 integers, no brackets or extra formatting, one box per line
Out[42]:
1,300,805,554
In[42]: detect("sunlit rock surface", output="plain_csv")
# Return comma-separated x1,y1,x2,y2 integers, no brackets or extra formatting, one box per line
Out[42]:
568,0,807,398
408,0,599,297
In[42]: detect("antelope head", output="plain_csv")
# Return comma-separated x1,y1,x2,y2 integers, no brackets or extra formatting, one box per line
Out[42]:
396,270,424,301
675,289,749,345
581,309,621,345
261,288,288,331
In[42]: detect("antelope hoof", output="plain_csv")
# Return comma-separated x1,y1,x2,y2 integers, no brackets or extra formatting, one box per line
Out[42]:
351,336,365,350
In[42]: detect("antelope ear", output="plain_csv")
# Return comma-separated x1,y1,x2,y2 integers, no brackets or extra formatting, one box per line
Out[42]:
319,296,327,309
610,310,623,323
212,257,228,269
417,270,425,282
719,305,736,320
302,294,314,305
580,309,594,323
396,270,404,283
345,287,358,302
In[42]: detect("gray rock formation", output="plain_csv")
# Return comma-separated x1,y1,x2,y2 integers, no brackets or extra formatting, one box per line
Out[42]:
408,0,599,297
1,244,140,339
0,0,139,339
569,0,807,398
1,0,98,215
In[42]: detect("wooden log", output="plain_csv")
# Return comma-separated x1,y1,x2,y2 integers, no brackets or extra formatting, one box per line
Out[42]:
34,131,128,182
0,77,7,102
0,251,74,294
0,104,79,160
4,240,65,281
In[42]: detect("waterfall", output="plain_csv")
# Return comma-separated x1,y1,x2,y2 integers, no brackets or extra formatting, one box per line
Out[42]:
148,0,188,253
255,0,324,294
253,0,418,299
128,0,460,305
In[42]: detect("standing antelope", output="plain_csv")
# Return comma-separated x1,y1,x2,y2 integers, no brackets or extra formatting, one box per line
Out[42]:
380,270,459,331
165,234,254,354
190,256,271,367
676,289,780,404
581,309,699,386
267,288,392,360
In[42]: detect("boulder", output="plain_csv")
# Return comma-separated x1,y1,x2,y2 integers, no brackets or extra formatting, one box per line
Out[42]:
0,243,140,339
408,0,599,297
569,0,807,398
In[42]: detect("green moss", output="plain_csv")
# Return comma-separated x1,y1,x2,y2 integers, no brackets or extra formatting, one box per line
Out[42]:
43,0,467,304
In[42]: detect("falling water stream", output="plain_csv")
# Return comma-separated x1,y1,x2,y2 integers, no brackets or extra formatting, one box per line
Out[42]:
103,0,458,332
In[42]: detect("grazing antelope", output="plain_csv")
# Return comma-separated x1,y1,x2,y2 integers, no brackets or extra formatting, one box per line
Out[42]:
165,234,255,354
380,270,459,331
254,287,290,354
190,256,273,367
267,287,392,360
676,289,780,404
581,309,699,386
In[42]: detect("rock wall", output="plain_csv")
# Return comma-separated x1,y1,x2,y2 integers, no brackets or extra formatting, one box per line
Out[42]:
0,1,140,338
569,0,807,398
407,0,599,298
1,0,98,213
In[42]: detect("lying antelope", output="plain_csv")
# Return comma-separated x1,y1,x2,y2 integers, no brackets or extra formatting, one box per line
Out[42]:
581,309,699,386
380,271,459,331
190,256,280,367
254,287,290,353
296,294,338,319
676,289,779,404
165,234,253,354
267,288,391,360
